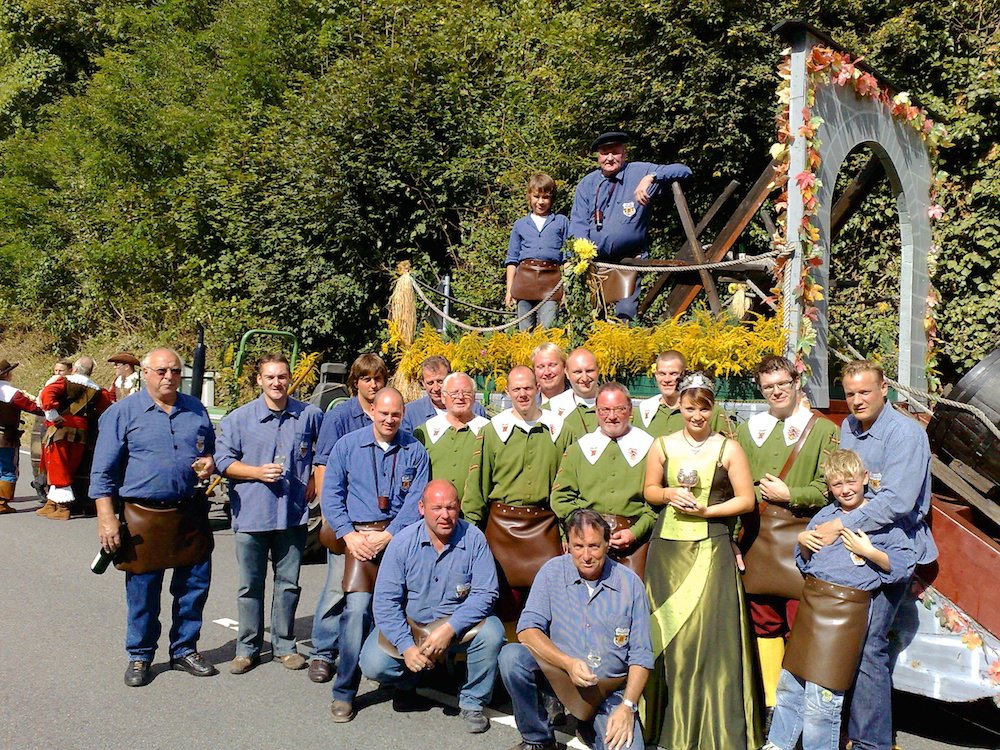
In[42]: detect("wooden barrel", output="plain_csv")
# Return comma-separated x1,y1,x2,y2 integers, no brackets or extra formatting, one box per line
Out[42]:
927,347,1000,501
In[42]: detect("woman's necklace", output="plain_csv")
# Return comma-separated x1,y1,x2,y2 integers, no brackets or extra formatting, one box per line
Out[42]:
682,430,711,454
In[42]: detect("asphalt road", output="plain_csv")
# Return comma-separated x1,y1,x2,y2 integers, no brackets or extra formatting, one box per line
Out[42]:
3,450,997,750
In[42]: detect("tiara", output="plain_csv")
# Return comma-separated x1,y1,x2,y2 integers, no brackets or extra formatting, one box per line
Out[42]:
678,372,715,394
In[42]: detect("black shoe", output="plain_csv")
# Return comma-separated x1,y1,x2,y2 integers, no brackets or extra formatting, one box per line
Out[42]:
461,708,491,733
392,687,432,712
507,742,558,750
170,651,218,677
124,660,151,687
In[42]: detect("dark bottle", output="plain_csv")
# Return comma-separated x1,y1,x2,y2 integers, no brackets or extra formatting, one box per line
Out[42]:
91,547,117,575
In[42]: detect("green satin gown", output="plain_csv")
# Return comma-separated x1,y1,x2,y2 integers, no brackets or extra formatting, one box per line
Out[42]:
641,434,764,750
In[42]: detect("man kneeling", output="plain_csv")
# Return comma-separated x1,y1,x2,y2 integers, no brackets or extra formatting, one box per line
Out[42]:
360,479,504,733
499,509,652,750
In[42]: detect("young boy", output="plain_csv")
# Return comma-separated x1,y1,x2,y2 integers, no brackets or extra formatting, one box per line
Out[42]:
763,449,915,750
504,173,569,330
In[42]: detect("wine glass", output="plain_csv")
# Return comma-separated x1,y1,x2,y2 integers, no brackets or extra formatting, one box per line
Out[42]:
676,467,700,490
586,649,602,671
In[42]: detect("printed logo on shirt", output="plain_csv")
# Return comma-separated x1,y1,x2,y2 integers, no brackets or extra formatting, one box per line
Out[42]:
613,627,629,648
622,202,636,218
869,472,882,492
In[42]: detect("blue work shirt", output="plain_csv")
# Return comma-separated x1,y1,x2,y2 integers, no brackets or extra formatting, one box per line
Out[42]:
373,518,499,653
215,395,324,533
517,555,653,679
321,425,430,539
839,404,937,564
796,503,915,590
314,397,371,465
505,213,569,266
90,389,215,502
401,394,486,435
569,161,692,259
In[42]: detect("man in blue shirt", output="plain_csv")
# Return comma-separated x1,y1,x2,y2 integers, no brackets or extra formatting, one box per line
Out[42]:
810,360,937,750
499,509,652,750
215,353,324,675
401,355,486,434
91,347,218,687
569,131,692,320
309,352,389,683
359,479,503,733
322,387,430,723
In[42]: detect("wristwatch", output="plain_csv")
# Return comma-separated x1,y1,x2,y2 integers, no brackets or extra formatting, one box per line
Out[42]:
622,698,638,713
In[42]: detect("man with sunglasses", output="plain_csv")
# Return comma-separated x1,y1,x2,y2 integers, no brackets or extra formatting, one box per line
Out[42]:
551,383,656,578
735,355,839,715
91,348,218,687
569,132,691,320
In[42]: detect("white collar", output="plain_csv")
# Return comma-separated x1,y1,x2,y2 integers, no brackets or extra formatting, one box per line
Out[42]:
746,404,814,447
423,413,489,444
548,389,596,418
637,394,677,427
490,408,564,443
0,382,18,402
67,373,100,390
576,426,654,467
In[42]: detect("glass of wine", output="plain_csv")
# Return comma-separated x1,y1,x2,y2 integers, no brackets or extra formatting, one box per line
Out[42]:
676,467,700,490
273,453,287,475
586,649,602,671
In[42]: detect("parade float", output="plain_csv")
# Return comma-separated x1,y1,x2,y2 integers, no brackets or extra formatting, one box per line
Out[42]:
382,21,1000,709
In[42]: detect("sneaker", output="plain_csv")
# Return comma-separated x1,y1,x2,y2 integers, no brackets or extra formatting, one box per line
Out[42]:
229,655,258,674
460,708,490,733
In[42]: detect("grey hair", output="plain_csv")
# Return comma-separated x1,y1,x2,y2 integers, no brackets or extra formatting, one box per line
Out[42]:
141,348,186,370
564,509,611,543
73,356,95,376
442,371,475,392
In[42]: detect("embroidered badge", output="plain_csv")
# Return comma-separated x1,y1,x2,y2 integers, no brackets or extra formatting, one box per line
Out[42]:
298,440,308,458
622,201,636,218
849,552,866,566
787,426,800,441
432,427,441,438
501,422,510,434
757,429,767,441
870,472,882,492
613,627,629,647
628,447,638,461
401,473,413,490
590,446,599,457
455,582,471,599
195,434,205,454
557,408,566,417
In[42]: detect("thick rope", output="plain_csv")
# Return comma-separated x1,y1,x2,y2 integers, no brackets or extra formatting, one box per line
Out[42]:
594,249,781,273
830,343,1000,442
411,276,514,316
410,276,563,333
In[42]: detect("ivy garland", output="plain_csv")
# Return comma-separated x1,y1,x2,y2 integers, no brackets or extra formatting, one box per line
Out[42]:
769,45,949,386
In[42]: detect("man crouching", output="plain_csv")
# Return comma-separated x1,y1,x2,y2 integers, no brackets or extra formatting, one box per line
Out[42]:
499,509,652,750
360,479,504,733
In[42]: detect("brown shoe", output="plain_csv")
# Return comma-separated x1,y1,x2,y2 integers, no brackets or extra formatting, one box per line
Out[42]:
229,656,258,674
0,503,14,515
35,500,56,517
47,503,71,521
277,653,307,670
308,659,332,683
0,481,15,514
329,700,355,723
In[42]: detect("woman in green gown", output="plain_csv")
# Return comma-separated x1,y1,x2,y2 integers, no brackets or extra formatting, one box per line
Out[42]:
641,372,764,749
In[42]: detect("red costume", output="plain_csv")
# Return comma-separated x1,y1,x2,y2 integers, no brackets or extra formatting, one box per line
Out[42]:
0,378,43,514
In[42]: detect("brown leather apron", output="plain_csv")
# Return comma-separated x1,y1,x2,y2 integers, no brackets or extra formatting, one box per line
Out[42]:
782,575,872,691
342,520,390,593
510,259,564,301
377,617,487,660
484,502,562,587
115,498,214,574
598,265,639,304
535,655,627,722
602,513,649,580
318,519,345,554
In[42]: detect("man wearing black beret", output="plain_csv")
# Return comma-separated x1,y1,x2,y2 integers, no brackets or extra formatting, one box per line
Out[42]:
569,132,691,320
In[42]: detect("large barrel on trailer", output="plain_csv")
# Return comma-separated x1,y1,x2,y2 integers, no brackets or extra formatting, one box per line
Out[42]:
927,347,1000,501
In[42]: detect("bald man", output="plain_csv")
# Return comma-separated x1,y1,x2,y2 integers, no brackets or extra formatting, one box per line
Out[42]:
546,348,600,440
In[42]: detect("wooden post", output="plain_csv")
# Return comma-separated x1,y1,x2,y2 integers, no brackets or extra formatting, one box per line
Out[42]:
672,182,722,315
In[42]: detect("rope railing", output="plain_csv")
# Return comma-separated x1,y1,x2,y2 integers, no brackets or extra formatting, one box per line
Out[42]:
409,276,563,333
594,249,782,274
411,276,514,317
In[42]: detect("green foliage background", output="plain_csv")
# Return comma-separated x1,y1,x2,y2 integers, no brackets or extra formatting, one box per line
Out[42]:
0,0,996,382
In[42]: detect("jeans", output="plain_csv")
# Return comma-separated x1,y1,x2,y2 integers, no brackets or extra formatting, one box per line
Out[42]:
309,550,346,663
0,446,16,483
767,669,844,750
359,616,505,710
125,558,212,662
516,299,559,331
848,579,910,750
332,591,373,702
498,643,643,750
233,525,306,658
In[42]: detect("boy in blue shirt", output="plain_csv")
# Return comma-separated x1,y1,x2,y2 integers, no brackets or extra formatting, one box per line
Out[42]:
764,449,915,750
505,173,568,330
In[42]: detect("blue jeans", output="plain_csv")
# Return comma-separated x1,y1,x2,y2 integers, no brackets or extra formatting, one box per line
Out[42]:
233,525,306,658
309,550,345,663
498,643,643,750
0,446,17,482
767,669,844,750
332,591,373,702
125,558,212,662
848,579,910,750
516,300,559,331
359,615,504,710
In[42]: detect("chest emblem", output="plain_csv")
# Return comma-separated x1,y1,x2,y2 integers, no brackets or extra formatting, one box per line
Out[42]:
622,202,636,218
869,472,882,492
500,422,510,435
757,429,767,441
787,426,800,441
299,440,308,458
432,427,441,438
613,627,630,647
849,552,866,566
455,582,471,599
628,447,638,461
590,445,599,457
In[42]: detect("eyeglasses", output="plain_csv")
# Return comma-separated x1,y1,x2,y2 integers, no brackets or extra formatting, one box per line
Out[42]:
760,380,796,394
148,367,182,377
597,406,629,416
444,390,474,399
